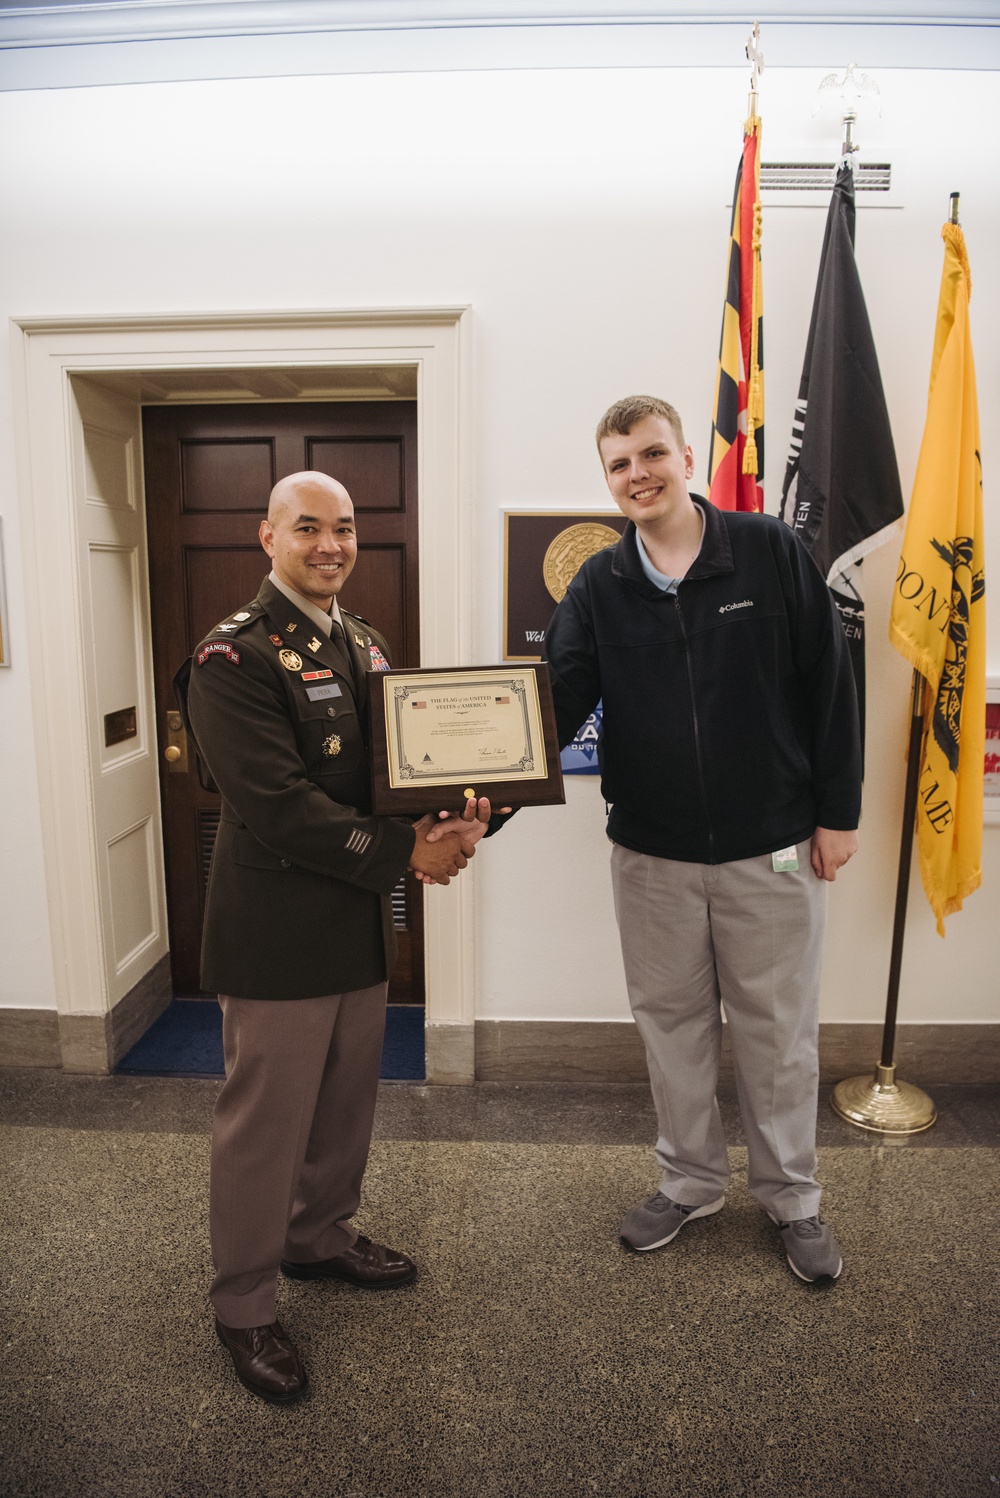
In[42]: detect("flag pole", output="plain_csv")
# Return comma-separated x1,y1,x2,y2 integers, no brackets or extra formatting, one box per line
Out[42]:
830,196,966,1136
832,666,937,1133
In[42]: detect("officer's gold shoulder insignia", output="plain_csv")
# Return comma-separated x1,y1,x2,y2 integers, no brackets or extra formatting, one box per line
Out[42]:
279,649,303,672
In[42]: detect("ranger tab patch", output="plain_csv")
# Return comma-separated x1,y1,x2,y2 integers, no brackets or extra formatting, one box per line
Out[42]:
368,644,390,672
197,641,241,667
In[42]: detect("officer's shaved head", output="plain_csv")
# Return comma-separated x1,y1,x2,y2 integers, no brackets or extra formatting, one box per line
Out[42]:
259,471,358,607
267,470,352,524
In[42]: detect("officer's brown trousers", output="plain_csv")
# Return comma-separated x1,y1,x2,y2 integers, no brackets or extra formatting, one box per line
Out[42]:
209,983,387,1327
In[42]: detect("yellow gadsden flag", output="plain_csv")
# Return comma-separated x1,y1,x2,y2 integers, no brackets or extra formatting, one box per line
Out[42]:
889,220,985,935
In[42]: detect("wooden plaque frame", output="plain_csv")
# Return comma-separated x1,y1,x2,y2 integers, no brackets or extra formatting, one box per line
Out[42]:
368,662,565,816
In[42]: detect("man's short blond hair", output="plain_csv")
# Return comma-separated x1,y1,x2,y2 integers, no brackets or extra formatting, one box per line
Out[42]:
595,396,686,453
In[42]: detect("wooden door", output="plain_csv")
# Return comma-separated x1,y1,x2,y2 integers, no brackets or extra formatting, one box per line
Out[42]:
70,377,170,1011
144,401,423,1001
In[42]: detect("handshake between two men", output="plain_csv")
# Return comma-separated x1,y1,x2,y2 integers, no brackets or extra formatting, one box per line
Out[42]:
409,796,512,885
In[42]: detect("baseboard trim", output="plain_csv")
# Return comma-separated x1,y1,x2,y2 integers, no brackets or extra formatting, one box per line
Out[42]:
474,1020,1000,1085
0,1007,60,1067
4,1005,993,1084
425,1022,475,1085
476,1019,646,1084
15,955,175,1075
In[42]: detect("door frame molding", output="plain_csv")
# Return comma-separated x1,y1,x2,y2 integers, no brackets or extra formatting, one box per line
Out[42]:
11,307,477,1079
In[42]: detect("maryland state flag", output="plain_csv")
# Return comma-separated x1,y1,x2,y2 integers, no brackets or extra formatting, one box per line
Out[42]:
889,219,985,935
707,111,764,512
780,162,903,755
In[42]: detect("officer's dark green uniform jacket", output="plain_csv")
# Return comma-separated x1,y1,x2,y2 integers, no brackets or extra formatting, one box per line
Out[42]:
183,577,416,1001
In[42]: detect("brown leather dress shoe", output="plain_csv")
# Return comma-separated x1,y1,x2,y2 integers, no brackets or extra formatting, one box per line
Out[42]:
215,1318,308,1405
280,1234,417,1288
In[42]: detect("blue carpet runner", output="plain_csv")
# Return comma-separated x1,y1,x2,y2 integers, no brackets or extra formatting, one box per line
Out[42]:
117,1000,425,1081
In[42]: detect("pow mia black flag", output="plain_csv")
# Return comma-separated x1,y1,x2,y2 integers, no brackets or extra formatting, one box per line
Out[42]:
780,161,903,756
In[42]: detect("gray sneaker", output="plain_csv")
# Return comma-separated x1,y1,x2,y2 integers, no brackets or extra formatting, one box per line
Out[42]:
770,1214,843,1284
620,1192,725,1251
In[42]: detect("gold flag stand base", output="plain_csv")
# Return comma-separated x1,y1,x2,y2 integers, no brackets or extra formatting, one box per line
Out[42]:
832,667,939,1138
832,1063,937,1135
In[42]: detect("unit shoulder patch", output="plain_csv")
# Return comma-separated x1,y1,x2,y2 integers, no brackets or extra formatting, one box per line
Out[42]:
197,641,241,667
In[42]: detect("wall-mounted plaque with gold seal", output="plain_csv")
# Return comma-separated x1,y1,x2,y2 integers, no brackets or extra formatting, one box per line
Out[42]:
503,511,627,660
368,664,565,816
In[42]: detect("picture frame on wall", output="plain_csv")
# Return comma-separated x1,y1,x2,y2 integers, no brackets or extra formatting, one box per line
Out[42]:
502,510,626,662
0,518,10,668
502,510,626,778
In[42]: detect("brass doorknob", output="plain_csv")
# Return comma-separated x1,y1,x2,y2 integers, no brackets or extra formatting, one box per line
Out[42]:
164,745,182,763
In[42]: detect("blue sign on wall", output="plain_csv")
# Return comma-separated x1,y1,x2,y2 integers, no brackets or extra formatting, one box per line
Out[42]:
560,703,602,776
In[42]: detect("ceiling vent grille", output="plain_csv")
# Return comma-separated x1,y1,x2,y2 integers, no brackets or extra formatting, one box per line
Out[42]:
761,163,891,192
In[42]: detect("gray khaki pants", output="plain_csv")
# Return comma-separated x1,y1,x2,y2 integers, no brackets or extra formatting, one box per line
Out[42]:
610,841,826,1221
209,983,387,1328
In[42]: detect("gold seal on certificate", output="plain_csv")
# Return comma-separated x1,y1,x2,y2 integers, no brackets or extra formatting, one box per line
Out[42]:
368,664,565,816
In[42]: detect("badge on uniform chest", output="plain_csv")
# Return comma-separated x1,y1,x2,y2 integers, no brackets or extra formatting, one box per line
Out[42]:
305,681,342,702
322,733,342,757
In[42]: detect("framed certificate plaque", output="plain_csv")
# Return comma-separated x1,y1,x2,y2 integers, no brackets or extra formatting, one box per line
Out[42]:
368,664,565,815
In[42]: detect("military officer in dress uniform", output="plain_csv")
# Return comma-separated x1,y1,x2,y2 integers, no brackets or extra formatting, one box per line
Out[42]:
182,470,491,1405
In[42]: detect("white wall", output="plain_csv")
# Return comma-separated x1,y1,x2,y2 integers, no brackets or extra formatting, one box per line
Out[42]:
0,60,996,1022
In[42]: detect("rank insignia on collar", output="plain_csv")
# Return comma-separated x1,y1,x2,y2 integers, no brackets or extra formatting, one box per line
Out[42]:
279,649,303,672
232,611,251,621
285,622,297,633
269,634,283,647
308,637,322,652
322,733,342,757
353,634,365,648
368,643,390,672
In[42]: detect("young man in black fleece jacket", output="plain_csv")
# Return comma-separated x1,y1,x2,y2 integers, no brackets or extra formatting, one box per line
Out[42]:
544,396,861,1285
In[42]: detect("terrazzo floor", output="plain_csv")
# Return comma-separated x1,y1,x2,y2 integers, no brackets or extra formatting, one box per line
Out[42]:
1,1070,997,1497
